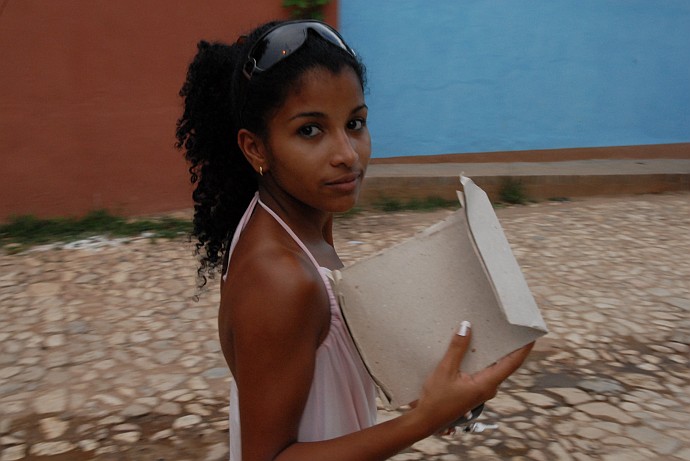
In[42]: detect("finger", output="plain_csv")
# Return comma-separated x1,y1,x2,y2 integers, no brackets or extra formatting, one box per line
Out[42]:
502,342,535,365
438,321,472,375
474,341,534,386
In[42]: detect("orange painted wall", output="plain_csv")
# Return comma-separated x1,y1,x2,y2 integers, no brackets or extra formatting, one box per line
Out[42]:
0,0,338,221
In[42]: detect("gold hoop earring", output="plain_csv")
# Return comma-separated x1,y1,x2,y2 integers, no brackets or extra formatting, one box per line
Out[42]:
259,166,263,176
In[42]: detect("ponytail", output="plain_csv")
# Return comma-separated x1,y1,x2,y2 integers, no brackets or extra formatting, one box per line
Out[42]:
175,40,256,287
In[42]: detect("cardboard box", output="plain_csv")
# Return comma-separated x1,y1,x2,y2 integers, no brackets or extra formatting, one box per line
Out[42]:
333,176,548,409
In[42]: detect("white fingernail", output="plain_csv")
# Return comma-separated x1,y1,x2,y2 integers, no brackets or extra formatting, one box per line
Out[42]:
457,321,471,337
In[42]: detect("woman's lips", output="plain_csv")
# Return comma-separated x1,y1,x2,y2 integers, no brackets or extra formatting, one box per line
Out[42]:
325,172,361,192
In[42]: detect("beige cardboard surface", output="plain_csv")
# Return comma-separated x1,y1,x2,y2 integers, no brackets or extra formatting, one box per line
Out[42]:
333,176,548,409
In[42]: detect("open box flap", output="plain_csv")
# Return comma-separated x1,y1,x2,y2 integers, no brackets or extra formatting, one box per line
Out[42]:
460,175,548,331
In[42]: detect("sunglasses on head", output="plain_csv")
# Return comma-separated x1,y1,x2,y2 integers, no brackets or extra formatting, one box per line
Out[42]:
242,20,356,80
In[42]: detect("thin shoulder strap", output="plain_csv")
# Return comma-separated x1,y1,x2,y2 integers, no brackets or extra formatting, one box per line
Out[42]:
257,198,339,316
222,193,260,282
257,198,322,269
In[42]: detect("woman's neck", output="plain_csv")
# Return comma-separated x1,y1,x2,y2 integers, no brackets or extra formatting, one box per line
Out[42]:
257,185,333,246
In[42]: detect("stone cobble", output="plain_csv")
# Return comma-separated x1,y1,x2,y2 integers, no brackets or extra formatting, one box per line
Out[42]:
1,192,689,460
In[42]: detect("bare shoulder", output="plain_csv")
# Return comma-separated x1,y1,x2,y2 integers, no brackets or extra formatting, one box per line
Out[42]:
219,217,330,358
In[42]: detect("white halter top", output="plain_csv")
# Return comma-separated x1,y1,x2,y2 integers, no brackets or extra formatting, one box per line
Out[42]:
224,193,377,460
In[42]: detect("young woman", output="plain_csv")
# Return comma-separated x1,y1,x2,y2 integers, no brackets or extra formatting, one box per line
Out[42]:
176,20,533,461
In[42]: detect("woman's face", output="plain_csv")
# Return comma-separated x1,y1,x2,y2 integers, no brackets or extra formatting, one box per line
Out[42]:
262,66,371,213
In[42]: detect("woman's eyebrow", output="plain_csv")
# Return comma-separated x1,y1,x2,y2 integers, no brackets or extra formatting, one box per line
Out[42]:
289,104,368,122
289,111,325,121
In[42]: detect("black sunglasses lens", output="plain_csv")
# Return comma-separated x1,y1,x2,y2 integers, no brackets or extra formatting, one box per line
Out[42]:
250,22,353,76
310,25,349,51
254,24,308,71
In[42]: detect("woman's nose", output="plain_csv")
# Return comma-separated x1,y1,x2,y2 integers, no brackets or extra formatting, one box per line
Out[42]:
331,131,358,167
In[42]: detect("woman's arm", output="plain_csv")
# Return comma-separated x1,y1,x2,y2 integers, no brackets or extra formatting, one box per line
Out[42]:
225,250,331,460
274,330,533,461
225,248,532,461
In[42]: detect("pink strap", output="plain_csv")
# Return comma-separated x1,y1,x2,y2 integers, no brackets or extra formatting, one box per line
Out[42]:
256,199,338,313
223,193,333,300
222,193,259,281
256,199,322,269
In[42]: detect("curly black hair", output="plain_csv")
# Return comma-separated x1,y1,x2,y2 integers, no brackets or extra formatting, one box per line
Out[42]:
175,21,366,287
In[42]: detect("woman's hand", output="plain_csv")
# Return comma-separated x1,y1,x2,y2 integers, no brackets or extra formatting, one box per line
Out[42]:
412,321,534,434
231,319,533,461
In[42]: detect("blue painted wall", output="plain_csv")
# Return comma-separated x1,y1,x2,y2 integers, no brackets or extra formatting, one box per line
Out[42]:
339,1,690,157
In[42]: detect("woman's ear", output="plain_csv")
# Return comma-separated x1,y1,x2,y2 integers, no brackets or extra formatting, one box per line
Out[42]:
237,128,267,175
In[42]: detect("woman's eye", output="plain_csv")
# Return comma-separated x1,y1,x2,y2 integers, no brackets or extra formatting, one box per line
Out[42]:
348,118,366,130
298,125,322,138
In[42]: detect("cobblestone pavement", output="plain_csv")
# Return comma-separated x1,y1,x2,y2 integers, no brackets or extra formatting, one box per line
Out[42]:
1,192,689,460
